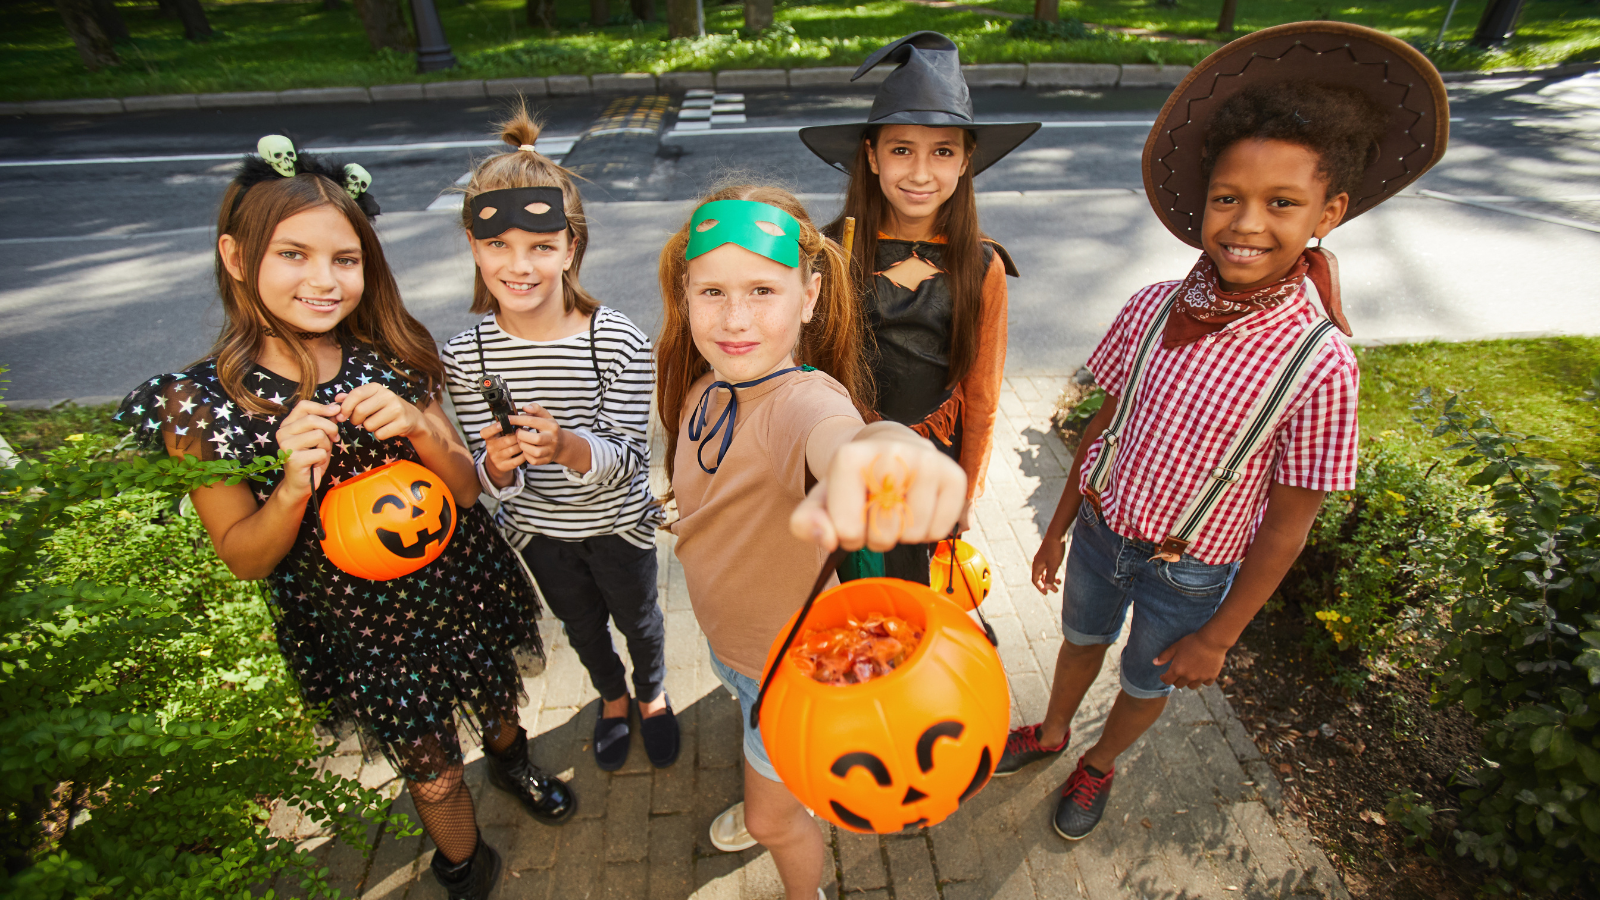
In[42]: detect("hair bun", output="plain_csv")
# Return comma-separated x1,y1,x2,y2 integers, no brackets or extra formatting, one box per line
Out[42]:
500,108,544,152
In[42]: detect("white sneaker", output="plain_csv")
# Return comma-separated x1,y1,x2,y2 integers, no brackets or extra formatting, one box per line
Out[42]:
709,801,759,852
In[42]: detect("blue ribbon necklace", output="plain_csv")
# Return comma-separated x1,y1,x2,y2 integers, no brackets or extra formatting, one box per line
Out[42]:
688,364,815,474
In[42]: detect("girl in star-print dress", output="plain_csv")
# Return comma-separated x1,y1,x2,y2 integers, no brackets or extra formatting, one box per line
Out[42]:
117,140,572,900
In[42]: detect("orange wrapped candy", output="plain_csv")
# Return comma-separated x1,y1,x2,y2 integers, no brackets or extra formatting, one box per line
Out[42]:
790,615,924,685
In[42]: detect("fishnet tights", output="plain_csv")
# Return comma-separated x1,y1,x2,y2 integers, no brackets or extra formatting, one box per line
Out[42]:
402,711,521,866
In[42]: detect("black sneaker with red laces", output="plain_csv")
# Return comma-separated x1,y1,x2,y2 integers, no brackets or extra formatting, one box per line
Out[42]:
993,723,1070,776
1053,758,1114,841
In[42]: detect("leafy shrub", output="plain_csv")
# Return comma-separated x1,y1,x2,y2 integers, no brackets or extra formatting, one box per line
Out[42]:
1281,442,1468,665
1008,17,1095,42
1410,383,1600,896
0,433,412,898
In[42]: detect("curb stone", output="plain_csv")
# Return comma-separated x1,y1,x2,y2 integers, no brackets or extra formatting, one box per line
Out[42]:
7,60,1593,116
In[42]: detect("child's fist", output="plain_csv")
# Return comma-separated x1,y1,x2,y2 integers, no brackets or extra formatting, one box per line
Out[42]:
792,426,967,552
337,384,423,442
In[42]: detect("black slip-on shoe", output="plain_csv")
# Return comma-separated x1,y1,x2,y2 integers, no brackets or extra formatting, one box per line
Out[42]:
430,836,502,900
593,702,632,772
993,723,1070,777
1053,758,1115,841
486,727,577,825
639,694,681,769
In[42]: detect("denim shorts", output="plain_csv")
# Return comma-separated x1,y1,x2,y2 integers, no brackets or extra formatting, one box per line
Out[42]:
708,647,782,783
1062,502,1239,699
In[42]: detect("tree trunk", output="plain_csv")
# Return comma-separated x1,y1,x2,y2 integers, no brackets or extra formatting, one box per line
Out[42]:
323,0,341,10
590,0,608,26
525,0,555,30
1216,0,1239,34
629,0,654,21
54,0,120,70
1470,0,1526,48
353,0,413,51
90,0,128,41
744,0,771,31
1031,0,1058,23
170,0,213,40
665,0,701,38
155,0,177,18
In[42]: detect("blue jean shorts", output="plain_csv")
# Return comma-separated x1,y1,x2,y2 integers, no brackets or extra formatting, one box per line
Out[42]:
1062,502,1240,699
708,647,782,783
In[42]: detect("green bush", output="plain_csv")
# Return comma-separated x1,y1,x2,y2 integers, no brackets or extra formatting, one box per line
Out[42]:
0,432,413,898
1411,382,1600,896
1282,442,1467,666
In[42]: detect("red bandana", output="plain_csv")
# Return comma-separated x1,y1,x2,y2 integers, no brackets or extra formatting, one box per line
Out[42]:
1162,248,1351,350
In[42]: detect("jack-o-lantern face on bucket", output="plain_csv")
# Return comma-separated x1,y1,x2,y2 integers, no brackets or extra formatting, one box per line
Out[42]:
319,459,456,581
758,578,1009,834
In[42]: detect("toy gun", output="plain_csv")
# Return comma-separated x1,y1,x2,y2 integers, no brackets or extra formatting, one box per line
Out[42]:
478,373,516,436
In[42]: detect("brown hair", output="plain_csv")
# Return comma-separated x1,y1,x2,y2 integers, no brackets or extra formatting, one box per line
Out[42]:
656,185,875,479
458,100,599,318
1202,80,1389,201
210,173,443,417
827,126,987,390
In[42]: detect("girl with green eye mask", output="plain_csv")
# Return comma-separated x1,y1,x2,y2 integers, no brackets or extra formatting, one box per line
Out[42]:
656,185,970,899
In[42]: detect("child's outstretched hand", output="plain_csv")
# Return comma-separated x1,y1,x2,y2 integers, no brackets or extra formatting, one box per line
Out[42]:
791,422,967,552
335,383,425,441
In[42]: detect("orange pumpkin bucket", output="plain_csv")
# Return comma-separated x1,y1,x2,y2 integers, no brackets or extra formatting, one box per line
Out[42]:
754,573,1009,834
929,538,992,611
317,459,456,581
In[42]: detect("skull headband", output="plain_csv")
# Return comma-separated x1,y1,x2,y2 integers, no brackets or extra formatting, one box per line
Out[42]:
685,200,801,268
229,134,381,221
468,187,568,239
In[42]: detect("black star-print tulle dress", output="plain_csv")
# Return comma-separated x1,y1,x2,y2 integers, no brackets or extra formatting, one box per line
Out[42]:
117,343,543,780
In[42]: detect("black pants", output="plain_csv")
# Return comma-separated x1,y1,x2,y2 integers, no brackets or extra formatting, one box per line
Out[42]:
519,533,664,704
884,412,965,585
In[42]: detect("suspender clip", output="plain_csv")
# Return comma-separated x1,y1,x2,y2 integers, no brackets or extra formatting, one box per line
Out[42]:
1150,536,1189,564
1209,466,1241,484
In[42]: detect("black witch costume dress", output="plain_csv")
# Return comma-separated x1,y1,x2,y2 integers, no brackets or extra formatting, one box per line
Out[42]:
116,343,543,781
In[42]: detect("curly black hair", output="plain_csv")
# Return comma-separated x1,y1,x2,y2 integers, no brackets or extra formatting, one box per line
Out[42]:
1201,80,1389,200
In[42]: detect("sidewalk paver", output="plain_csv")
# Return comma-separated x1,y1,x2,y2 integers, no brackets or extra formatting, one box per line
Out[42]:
269,374,1347,899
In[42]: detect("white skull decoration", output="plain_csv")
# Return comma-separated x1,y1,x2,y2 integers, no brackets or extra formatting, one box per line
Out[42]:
257,135,298,178
343,164,372,200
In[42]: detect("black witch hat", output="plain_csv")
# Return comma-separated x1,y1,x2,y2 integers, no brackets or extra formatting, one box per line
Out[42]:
799,32,1040,177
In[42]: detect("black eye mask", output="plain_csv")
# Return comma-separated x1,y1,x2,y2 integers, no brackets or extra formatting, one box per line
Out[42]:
468,186,567,239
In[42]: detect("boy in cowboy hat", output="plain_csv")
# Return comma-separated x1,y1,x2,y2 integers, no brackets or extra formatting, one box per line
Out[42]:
1003,22,1449,841
799,32,1038,584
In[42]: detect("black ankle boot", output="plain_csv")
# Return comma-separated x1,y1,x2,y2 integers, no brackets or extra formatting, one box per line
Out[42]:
430,836,501,900
487,727,577,824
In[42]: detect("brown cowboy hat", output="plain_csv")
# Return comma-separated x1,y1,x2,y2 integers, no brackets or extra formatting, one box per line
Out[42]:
1143,21,1450,248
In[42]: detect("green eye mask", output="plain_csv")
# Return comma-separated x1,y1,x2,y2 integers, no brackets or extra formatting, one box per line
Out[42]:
685,199,801,268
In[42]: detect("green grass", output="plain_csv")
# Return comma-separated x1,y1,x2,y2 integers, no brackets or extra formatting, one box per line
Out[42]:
1,0,1218,102
0,401,123,455
1354,336,1600,472
973,0,1600,71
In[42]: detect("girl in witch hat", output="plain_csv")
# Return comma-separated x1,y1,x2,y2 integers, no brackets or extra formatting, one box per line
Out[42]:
1007,23,1449,842
799,31,1039,585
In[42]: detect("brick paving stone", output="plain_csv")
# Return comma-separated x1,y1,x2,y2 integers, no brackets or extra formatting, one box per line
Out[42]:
604,774,652,862
547,816,605,898
651,713,698,815
697,692,744,770
691,763,745,857
834,828,886,891
691,851,745,900
926,805,983,883
884,835,937,895
648,813,695,900
602,860,650,899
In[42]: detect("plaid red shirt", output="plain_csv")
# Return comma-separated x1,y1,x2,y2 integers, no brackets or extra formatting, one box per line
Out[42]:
1079,279,1360,564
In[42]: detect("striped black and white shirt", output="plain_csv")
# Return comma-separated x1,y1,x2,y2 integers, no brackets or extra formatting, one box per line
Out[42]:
443,308,661,549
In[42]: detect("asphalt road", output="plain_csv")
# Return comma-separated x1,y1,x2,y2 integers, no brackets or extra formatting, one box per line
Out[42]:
2,74,1597,404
